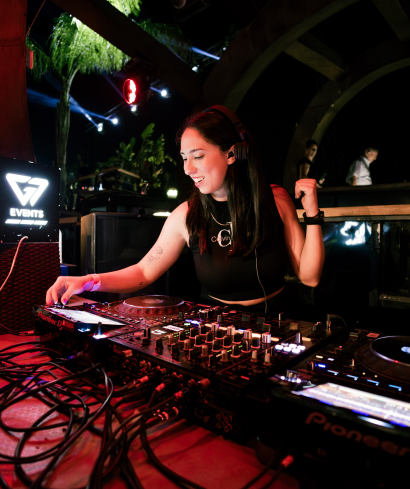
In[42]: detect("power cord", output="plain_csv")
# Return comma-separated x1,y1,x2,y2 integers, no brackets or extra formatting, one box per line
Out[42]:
255,248,267,315
0,236,28,294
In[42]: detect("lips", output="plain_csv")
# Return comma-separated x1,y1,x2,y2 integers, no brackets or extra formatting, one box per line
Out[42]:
192,177,205,183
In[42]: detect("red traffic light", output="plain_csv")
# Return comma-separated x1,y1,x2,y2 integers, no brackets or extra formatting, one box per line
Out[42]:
123,79,137,105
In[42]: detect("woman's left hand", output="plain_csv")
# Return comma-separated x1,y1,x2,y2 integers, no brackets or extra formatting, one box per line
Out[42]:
295,178,319,216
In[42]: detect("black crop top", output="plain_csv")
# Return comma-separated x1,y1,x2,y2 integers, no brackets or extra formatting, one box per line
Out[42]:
188,187,289,301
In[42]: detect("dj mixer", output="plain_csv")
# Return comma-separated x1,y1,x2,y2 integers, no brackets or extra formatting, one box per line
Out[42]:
33,295,345,439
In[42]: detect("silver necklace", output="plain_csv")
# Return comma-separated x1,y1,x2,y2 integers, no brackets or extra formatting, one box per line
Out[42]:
210,212,230,226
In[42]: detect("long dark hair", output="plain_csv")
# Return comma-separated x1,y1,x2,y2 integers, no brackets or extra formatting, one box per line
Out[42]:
177,109,280,256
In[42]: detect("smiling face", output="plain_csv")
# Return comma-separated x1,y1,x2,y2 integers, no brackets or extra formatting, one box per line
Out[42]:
180,127,234,201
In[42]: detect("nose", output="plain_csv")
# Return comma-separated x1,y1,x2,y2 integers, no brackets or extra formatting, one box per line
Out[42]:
184,158,196,175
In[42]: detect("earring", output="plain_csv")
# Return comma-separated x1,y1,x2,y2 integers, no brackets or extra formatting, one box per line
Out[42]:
227,151,234,158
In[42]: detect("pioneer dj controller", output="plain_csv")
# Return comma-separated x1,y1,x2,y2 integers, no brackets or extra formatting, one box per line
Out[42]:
33,295,345,439
251,329,410,487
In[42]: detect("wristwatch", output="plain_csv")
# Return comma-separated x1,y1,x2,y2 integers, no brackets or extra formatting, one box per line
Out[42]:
303,209,324,225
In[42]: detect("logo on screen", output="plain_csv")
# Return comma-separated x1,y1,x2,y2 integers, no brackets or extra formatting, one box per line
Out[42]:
6,173,48,206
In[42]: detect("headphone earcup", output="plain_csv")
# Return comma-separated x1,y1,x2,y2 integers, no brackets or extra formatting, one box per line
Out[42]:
233,141,249,163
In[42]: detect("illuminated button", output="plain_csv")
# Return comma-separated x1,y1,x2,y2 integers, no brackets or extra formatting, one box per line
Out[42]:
289,343,297,349
291,349,299,354
298,345,306,351
283,347,291,352
274,345,284,350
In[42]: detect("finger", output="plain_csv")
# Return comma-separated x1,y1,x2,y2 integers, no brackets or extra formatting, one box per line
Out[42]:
51,285,61,304
45,286,53,305
61,283,77,305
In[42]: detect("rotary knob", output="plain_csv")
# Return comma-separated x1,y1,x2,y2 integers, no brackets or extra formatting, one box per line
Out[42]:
178,331,186,342
263,351,272,366
212,340,221,353
155,338,163,352
262,332,271,344
231,345,241,358
220,350,229,362
194,335,203,347
233,332,242,344
168,334,175,346
190,328,199,338
227,325,235,336
251,337,260,349
251,350,259,363
205,331,213,343
217,314,223,323
242,340,251,353
223,335,232,348
201,344,209,357
215,329,223,339
171,343,180,359
244,329,252,340
199,325,208,335
211,323,219,333
208,354,217,368
183,339,192,351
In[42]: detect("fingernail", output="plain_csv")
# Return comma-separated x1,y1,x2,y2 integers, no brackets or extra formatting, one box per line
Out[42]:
54,301,58,305
62,299,67,305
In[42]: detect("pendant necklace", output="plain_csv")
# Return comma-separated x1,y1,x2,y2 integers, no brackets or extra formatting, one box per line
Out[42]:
210,212,230,226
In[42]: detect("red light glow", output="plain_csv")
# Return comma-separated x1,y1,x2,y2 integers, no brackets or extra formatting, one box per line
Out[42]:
123,79,137,104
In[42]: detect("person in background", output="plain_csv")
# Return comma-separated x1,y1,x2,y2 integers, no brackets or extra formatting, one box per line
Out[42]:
346,146,379,186
298,140,324,187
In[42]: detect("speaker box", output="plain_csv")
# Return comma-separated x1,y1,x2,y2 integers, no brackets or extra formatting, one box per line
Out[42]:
81,213,200,302
0,242,61,331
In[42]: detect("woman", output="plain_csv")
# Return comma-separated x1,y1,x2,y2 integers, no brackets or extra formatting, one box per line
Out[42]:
46,107,324,314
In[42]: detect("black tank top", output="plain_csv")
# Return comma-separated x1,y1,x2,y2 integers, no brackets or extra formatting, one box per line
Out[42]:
188,188,289,301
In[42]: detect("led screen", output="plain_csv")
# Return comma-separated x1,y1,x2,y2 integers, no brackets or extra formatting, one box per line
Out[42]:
297,382,410,427
48,308,124,325
0,157,59,243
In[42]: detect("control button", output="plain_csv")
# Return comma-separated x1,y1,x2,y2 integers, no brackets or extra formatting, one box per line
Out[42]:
250,350,259,363
233,332,242,344
241,314,251,322
223,336,232,348
155,338,163,352
183,339,192,351
190,328,199,338
242,340,251,353
211,323,219,333
178,331,186,342
263,351,272,366
244,329,252,340
251,337,260,349
199,325,208,335
201,344,209,357
220,350,229,362
208,354,217,368
227,325,235,336
262,323,271,332
168,334,175,346
194,335,203,347
206,332,213,343
231,345,241,358
212,340,221,353
215,329,223,339
171,344,180,359
262,332,271,344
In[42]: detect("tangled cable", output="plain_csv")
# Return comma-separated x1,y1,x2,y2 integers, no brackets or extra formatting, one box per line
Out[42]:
0,340,292,489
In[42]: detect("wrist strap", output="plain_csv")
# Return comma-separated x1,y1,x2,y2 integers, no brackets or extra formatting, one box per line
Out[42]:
303,209,324,225
90,273,101,292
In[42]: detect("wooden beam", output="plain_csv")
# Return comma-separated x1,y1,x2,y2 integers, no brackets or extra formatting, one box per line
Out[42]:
49,0,201,104
372,0,410,43
296,204,410,218
285,32,345,80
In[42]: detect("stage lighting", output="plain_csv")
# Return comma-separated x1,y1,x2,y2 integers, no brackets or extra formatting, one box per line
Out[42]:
97,123,103,132
123,58,152,106
192,65,199,72
111,118,118,125
167,188,178,198
161,89,168,97
131,105,137,112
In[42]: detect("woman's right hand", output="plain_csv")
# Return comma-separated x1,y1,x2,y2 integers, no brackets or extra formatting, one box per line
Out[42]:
45,275,94,305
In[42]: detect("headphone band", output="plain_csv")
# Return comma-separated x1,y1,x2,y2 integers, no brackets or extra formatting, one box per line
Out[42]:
203,105,248,142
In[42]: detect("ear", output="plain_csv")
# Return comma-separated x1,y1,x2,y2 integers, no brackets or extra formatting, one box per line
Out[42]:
226,145,236,165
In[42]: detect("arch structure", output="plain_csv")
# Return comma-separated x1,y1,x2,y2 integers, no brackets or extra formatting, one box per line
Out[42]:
283,39,410,191
199,0,360,109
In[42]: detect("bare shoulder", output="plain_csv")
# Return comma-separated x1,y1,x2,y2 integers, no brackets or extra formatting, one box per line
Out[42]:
271,185,296,223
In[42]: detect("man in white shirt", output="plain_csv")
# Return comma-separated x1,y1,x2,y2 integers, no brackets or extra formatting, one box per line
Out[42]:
346,147,378,186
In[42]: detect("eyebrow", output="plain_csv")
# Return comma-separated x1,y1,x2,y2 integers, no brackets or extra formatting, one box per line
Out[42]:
180,148,206,155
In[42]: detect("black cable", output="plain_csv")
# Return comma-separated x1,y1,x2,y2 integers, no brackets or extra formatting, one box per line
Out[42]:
139,417,206,489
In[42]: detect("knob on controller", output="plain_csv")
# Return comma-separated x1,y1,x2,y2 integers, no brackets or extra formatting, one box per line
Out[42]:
212,340,221,353
231,345,241,359
194,335,203,347
179,331,186,342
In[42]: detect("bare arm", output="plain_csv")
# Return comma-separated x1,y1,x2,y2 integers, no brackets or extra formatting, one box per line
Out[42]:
46,202,189,304
349,175,357,186
273,180,324,287
299,162,310,179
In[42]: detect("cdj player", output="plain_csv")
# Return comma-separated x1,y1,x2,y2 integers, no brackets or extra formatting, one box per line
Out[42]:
253,329,410,488
33,294,345,440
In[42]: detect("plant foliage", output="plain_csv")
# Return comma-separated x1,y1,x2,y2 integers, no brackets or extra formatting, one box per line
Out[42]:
98,123,177,189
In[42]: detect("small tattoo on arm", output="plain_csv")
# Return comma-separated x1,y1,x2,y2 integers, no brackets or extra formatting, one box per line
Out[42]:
146,246,164,265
